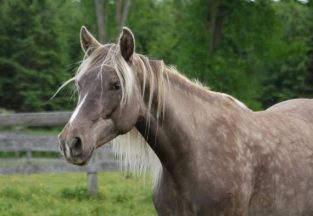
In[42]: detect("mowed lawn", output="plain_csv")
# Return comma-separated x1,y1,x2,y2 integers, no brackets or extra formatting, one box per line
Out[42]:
0,172,156,216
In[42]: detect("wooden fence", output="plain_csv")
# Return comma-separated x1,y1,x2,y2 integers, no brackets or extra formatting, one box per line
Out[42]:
0,111,119,195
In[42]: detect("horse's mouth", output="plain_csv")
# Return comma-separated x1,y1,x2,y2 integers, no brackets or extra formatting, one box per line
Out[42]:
62,148,95,166
65,156,91,166
70,160,88,166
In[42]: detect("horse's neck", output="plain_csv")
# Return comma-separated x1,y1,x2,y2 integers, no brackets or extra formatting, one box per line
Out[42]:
135,65,248,175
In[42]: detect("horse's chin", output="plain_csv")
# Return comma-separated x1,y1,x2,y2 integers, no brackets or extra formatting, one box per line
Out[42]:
65,149,95,166
71,160,88,166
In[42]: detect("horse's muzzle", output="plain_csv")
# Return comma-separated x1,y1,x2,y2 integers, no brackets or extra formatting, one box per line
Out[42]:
58,133,90,166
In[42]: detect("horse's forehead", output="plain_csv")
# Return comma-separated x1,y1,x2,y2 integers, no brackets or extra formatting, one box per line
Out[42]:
76,67,96,84
78,49,115,79
77,64,116,90
93,44,116,61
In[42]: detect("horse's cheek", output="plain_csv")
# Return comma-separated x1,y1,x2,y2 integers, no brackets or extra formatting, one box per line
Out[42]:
115,99,140,133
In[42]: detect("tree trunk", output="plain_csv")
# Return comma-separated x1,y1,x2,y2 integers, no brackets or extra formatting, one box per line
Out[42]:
115,0,122,27
120,0,131,28
94,0,106,43
115,0,131,31
209,0,220,55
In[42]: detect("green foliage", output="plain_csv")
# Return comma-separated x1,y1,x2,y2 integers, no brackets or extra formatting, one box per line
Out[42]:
261,1,313,108
0,0,81,111
0,0,312,111
0,172,156,216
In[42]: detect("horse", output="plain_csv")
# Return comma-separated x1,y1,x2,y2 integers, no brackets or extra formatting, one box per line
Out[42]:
58,26,313,216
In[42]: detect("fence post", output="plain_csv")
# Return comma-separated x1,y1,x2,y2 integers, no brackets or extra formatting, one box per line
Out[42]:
15,151,20,158
87,156,98,196
26,148,32,164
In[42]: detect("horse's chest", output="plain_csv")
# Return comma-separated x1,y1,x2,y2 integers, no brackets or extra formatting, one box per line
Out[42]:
154,174,249,216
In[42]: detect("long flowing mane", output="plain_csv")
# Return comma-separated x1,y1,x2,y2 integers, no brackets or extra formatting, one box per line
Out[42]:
57,43,248,188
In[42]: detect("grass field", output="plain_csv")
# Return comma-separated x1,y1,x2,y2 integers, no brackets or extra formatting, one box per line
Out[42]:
0,172,156,216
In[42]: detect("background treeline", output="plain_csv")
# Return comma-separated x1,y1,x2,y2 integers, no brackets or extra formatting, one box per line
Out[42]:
0,0,312,111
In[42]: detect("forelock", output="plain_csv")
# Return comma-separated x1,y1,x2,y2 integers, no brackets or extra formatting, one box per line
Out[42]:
74,44,135,104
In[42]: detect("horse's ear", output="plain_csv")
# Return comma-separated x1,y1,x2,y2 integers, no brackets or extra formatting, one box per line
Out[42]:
119,27,135,62
80,26,101,55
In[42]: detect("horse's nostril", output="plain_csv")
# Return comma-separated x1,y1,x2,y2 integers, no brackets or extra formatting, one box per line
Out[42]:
69,137,83,157
71,137,81,148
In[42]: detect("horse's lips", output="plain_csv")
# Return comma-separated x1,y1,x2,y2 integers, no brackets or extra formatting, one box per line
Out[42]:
70,160,88,166
66,156,90,166
63,147,95,166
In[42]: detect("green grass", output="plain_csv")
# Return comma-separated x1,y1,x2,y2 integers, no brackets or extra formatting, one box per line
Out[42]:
0,172,156,216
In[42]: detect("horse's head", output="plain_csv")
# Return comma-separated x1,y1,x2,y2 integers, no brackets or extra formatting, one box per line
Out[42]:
58,26,141,165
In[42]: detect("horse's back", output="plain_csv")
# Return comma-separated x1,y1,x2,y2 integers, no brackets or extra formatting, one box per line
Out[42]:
248,98,313,215
266,98,313,123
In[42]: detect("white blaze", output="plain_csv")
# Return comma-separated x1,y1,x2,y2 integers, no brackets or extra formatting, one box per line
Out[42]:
69,93,88,125
65,143,71,158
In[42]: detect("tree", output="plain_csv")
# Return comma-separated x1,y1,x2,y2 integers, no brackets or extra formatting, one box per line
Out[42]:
115,0,131,31
0,0,312,112
261,1,313,108
94,0,106,43
0,0,81,111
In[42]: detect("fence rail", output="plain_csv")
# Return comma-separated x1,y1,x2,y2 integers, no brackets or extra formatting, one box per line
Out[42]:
0,132,118,174
0,111,119,195
0,159,118,175
0,111,72,127
0,132,59,152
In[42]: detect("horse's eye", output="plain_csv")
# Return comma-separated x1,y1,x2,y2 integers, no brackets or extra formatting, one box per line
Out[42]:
111,82,121,91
